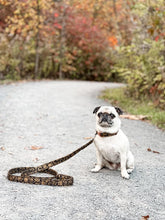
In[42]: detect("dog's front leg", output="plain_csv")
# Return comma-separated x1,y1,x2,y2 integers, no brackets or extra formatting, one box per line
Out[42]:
120,153,130,179
91,148,103,172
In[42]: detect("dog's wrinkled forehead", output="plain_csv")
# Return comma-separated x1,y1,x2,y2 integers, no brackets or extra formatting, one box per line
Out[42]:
98,106,118,115
93,106,123,116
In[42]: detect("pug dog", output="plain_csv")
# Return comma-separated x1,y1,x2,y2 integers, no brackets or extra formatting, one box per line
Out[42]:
91,106,134,179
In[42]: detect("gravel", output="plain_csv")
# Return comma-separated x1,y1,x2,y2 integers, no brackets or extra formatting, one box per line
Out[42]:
0,80,165,220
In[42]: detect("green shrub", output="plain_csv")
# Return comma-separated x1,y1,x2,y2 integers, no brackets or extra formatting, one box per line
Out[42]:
113,40,165,109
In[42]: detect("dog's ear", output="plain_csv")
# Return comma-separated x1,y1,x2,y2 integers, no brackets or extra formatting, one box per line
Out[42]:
93,106,101,114
115,106,123,115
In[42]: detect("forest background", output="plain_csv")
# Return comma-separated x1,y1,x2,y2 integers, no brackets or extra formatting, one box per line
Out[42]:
0,0,165,111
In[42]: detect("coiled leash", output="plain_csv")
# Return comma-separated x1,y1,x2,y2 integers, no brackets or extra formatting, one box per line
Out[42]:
7,138,94,186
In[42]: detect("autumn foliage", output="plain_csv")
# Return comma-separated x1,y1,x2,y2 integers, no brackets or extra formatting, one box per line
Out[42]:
0,0,132,81
0,0,165,108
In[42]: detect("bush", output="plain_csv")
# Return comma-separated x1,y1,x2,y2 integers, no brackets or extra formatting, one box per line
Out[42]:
112,39,165,109
0,2,117,82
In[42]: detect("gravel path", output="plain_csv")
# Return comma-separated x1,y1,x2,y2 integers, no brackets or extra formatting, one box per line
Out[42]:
0,80,165,220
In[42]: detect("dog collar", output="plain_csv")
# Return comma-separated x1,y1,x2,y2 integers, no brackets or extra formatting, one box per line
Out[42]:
96,131,118,137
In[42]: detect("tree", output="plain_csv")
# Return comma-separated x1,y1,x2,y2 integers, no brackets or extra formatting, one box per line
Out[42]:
3,0,55,78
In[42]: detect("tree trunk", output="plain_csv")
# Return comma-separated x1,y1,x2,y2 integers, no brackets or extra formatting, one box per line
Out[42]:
113,0,117,17
59,4,67,79
112,0,121,45
35,0,40,79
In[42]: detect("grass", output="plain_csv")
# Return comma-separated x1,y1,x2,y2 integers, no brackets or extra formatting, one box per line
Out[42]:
0,79,14,85
100,87,165,130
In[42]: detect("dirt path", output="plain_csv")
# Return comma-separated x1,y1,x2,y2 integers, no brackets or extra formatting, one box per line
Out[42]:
0,80,164,220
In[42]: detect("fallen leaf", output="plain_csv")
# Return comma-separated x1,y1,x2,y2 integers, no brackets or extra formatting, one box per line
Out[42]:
153,150,160,154
83,137,93,140
120,114,138,120
141,215,149,220
8,152,13,155
30,146,43,150
18,136,24,139
138,115,148,120
33,157,39,162
0,147,5,151
147,148,160,154
120,114,148,121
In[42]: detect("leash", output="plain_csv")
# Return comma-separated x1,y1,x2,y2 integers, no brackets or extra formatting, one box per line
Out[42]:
7,138,94,186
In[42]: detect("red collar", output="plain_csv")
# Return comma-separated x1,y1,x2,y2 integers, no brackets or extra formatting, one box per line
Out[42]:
96,131,118,137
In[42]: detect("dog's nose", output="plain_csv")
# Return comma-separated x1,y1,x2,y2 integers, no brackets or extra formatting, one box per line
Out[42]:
101,117,107,122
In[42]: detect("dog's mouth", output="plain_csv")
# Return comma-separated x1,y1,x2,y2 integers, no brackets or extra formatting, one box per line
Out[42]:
99,121,113,127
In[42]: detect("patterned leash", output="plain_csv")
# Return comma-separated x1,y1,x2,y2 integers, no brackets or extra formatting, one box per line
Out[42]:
7,138,94,186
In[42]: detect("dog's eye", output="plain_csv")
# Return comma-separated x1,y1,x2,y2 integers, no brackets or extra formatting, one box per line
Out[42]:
97,113,102,118
110,113,115,119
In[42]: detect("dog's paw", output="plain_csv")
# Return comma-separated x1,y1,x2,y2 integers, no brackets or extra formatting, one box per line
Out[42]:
121,170,130,179
91,165,101,173
127,168,134,174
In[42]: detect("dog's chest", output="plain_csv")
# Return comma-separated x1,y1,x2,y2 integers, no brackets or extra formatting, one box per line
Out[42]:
94,137,120,163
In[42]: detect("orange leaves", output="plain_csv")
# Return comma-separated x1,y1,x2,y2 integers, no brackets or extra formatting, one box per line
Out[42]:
0,0,133,81
0,0,10,6
30,146,43,150
25,146,44,150
108,36,118,47
4,0,55,38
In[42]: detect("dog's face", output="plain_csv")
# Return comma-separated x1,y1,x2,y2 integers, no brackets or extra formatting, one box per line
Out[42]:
93,106,123,131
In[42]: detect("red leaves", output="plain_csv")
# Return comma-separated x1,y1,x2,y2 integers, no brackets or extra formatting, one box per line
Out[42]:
54,13,59,17
149,84,158,95
66,9,108,54
54,23,62,29
155,36,159,41
82,17,86,24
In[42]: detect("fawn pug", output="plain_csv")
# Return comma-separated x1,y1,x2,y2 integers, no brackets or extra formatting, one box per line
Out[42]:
92,106,134,179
